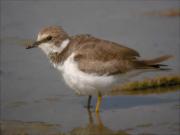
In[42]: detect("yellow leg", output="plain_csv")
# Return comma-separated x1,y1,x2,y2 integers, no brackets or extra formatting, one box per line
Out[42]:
95,93,102,113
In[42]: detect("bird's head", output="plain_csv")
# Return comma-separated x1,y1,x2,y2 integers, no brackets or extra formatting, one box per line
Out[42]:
26,26,69,55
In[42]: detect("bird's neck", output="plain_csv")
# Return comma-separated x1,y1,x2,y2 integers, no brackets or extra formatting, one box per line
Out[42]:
43,39,71,66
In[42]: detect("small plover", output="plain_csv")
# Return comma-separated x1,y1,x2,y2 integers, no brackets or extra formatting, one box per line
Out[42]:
26,26,172,112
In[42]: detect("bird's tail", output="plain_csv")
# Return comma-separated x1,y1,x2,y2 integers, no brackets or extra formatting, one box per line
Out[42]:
135,55,173,70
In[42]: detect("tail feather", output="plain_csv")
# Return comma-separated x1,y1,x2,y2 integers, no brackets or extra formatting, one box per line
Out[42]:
135,55,173,70
143,55,173,65
150,64,171,71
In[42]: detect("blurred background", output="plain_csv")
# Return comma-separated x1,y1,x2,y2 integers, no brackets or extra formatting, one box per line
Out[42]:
1,1,180,135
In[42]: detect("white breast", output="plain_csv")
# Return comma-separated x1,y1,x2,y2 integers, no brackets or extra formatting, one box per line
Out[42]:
57,53,120,96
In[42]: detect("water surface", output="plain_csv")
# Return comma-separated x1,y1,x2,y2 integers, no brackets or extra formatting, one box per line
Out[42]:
1,1,180,135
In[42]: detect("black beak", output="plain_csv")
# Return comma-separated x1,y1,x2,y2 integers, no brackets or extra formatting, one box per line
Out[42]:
26,36,52,49
26,41,40,49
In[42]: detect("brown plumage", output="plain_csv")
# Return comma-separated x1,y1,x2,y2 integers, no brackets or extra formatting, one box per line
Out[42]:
39,26,69,46
48,34,172,75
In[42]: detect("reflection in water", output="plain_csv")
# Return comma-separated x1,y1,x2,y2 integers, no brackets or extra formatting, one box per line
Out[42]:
69,110,130,135
0,110,130,135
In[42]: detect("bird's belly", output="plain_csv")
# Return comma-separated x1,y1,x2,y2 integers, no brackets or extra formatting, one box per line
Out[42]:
62,71,118,96
56,53,147,96
59,54,120,96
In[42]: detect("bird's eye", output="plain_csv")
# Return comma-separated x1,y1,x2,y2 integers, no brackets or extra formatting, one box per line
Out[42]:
47,36,52,41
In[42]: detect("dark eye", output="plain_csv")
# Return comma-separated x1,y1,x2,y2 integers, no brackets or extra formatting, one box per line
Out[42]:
47,36,52,41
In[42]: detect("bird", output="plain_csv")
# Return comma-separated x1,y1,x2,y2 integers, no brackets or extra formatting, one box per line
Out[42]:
26,26,172,112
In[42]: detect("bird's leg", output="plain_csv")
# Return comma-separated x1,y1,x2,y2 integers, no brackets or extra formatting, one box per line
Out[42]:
87,108,94,124
95,110,104,129
84,95,92,109
87,95,92,109
95,93,102,113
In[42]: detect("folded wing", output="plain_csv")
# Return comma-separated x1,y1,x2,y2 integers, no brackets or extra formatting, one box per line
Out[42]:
72,35,140,75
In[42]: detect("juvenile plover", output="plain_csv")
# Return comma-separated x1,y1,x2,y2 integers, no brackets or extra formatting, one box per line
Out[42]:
26,26,172,112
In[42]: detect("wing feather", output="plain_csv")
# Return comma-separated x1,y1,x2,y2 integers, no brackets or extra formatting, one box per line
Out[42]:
72,35,139,75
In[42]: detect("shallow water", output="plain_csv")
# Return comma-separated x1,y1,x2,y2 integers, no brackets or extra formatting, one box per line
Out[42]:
1,1,180,135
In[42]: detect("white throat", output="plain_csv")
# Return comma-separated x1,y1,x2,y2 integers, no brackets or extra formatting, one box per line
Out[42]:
39,39,70,55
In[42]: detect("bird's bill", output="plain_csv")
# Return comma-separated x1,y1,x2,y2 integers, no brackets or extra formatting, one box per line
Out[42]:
26,41,40,49
26,36,52,49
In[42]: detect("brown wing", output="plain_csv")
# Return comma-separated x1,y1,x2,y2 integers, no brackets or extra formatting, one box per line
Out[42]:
71,34,140,60
72,35,140,75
